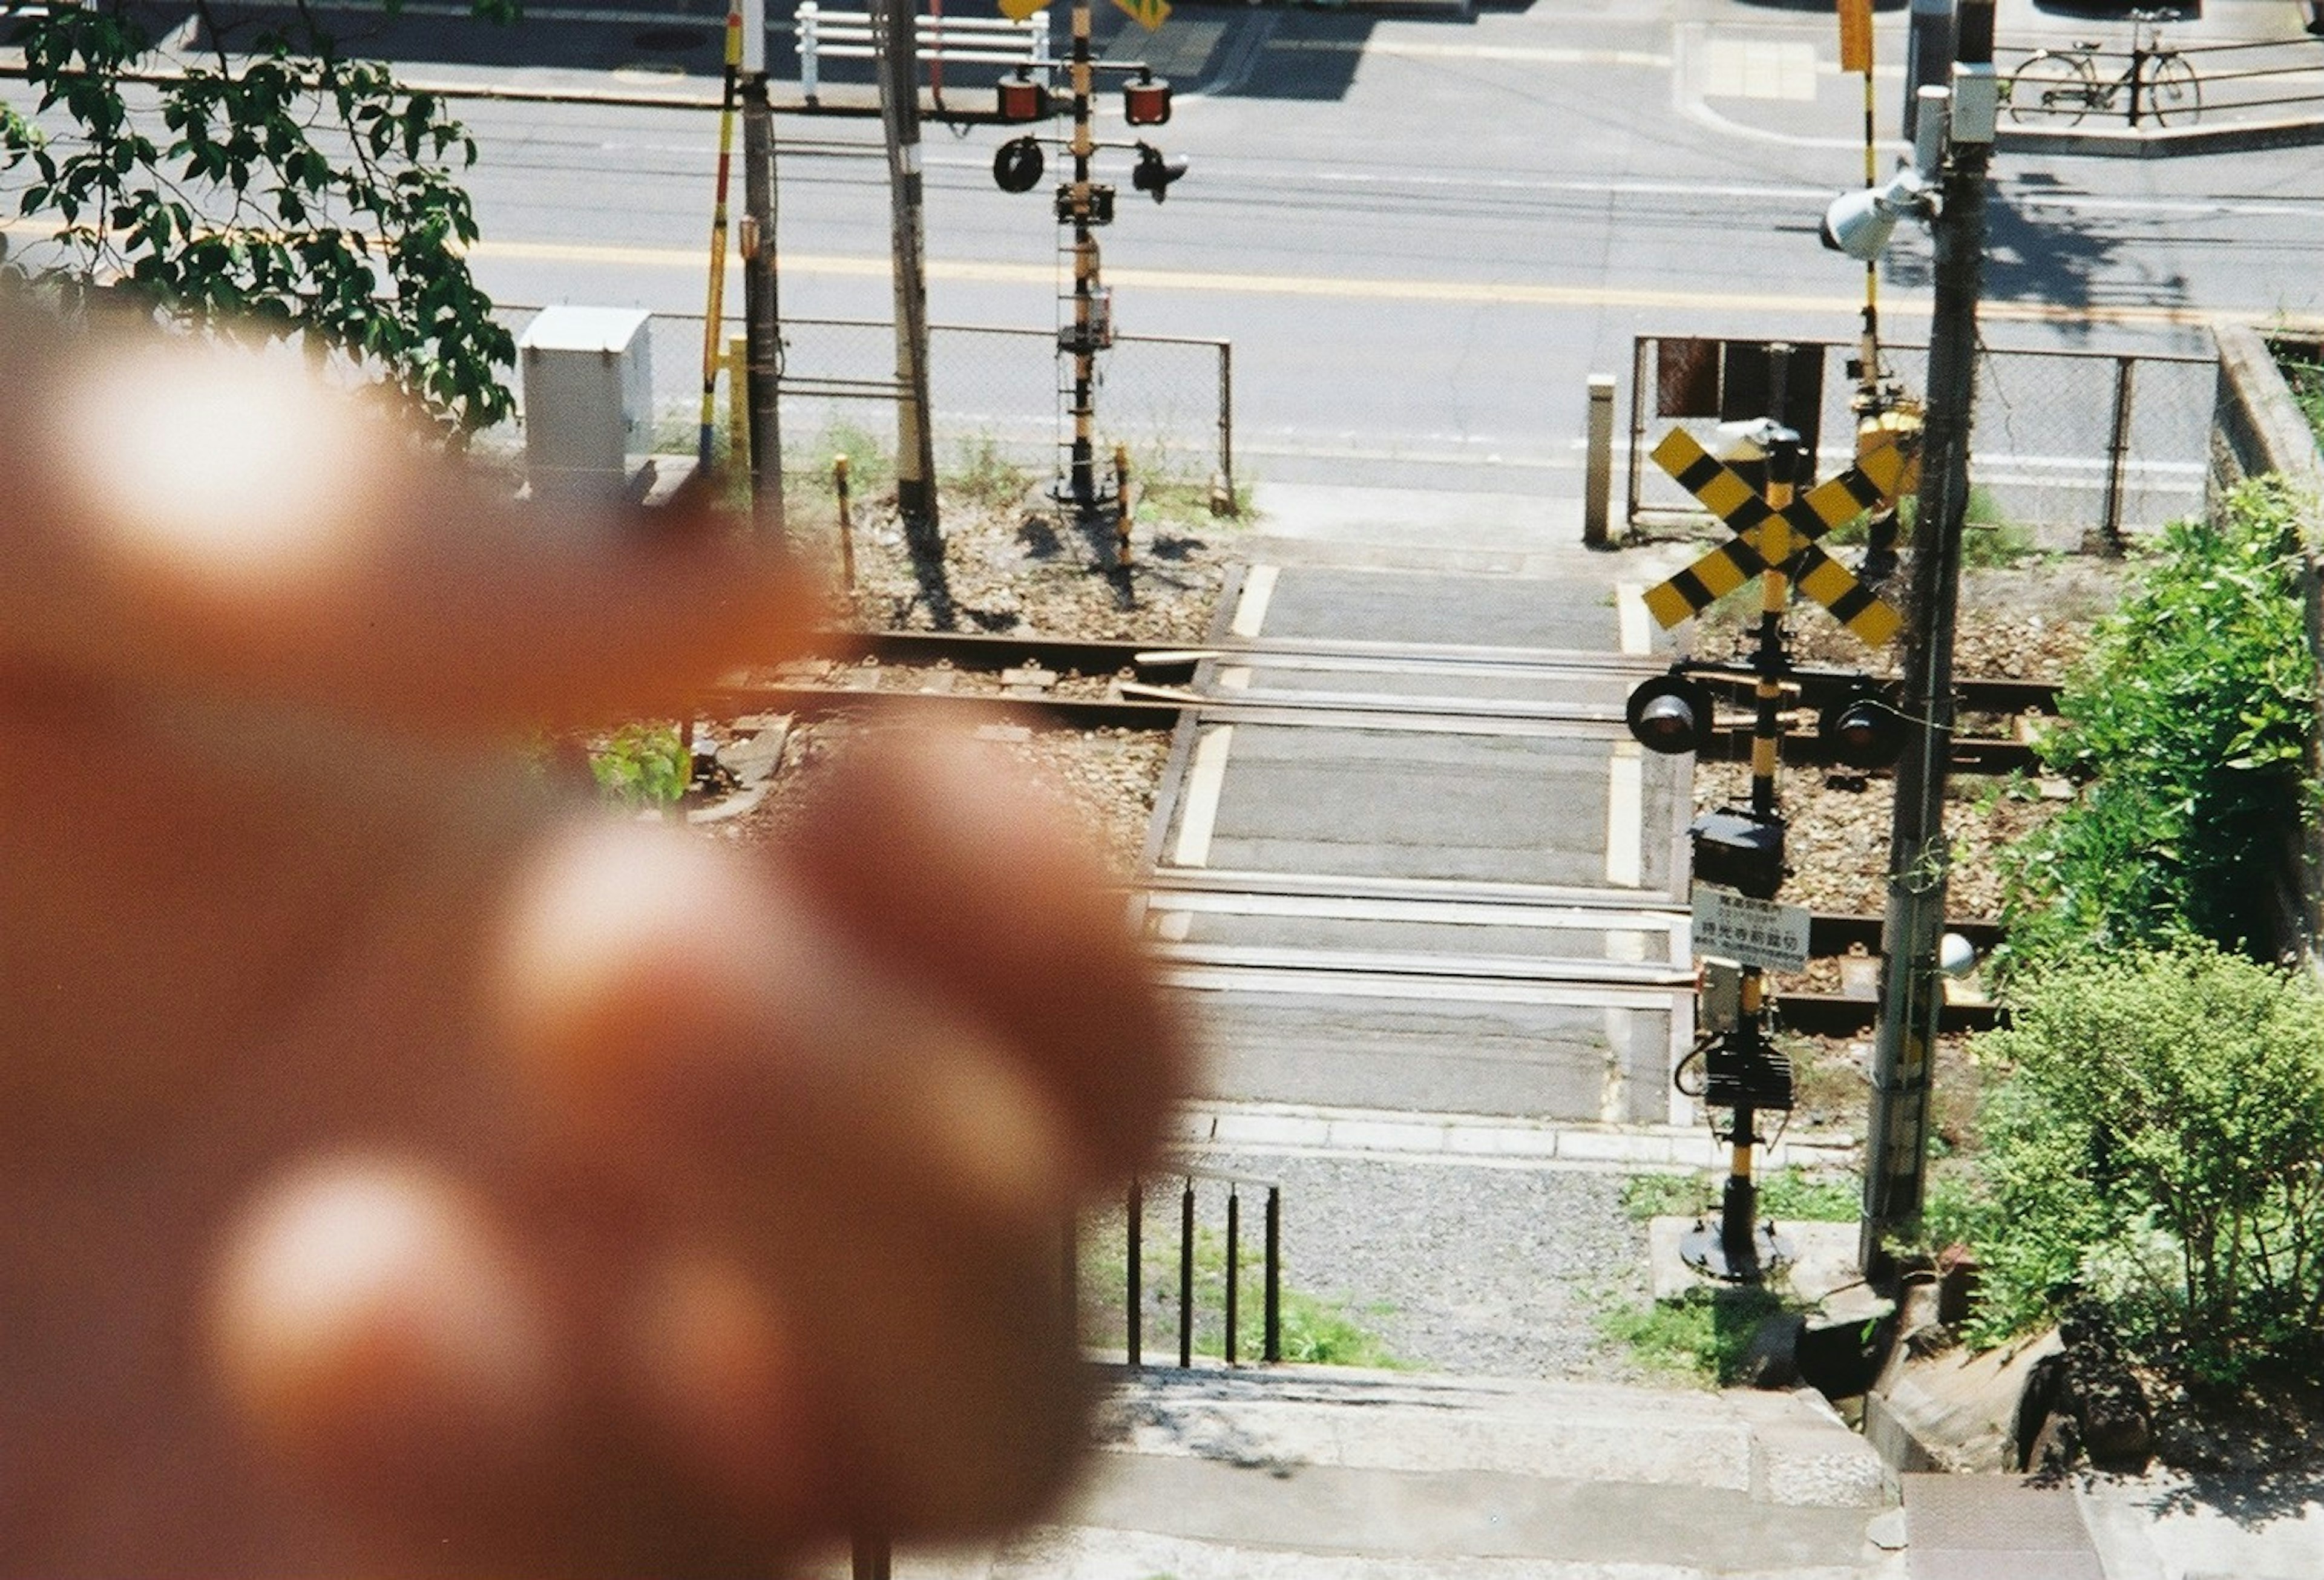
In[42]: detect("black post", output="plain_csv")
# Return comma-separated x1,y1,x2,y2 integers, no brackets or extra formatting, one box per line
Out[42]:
1178,1179,1195,1369
1264,1186,1281,1363
1224,1187,1240,1366
1060,1207,1077,1343
1126,1177,1143,1367
740,70,784,543
2099,356,2135,555
852,1529,890,1580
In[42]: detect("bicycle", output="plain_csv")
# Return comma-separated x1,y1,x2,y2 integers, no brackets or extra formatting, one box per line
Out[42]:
2004,9,2202,128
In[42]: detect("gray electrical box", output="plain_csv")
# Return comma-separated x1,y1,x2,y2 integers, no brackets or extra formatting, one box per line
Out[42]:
519,306,655,503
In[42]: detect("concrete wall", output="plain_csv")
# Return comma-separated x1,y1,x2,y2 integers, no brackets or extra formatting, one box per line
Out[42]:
2210,325,2324,963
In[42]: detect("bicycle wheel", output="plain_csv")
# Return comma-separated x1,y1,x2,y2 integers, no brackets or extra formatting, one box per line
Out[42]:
2144,53,2201,126
2006,50,2097,125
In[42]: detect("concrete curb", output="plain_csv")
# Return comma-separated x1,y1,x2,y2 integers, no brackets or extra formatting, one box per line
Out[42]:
1999,112,2324,157
1174,1100,1859,1173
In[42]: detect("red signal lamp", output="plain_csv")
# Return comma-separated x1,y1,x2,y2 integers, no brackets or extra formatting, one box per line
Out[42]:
998,75,1050,122
1123,76,1172,126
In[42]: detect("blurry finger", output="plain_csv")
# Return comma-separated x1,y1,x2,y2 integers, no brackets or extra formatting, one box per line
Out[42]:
781,727,1193,1177
206,1156,570,1542
0,334,819,733
484,820,1095,1530
487,818,1077,1235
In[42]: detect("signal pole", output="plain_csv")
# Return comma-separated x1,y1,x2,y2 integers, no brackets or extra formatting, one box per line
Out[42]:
1063,0,1101,510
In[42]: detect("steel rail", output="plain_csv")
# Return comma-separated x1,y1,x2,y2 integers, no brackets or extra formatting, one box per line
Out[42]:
698,679,2042,769
798,629,2064,713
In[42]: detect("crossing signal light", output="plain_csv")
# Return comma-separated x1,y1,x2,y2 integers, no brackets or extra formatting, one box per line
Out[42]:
1123,75,1172,126
1690,808,1788,901
1819,685,1908,769
1625,672,1712,756
993,136,1044,194
1131,142,1188,203
997,74,1051,123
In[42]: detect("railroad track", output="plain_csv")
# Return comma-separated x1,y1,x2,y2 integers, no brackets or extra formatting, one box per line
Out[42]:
709,629,2063,774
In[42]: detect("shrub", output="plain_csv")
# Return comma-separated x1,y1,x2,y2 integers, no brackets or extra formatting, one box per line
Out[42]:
1999,477,2316,972
1957,943,2324,1380
591,724,688,810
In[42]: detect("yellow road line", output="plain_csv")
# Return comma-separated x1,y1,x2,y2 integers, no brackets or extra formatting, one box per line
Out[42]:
468,240,2230,327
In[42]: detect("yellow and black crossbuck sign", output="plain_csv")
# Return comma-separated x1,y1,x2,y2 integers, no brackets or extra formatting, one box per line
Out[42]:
1642,428,1906,648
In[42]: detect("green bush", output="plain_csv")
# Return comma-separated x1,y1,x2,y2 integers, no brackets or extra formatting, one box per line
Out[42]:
1955,943,2324,1379
1999,477,2316,972
590,723,688,810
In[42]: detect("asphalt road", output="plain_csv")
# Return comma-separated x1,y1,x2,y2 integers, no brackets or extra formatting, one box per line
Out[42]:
394,0,2324,490
17,0,2321,487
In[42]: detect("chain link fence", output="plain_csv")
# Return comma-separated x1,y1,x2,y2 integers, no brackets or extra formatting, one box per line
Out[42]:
487,304,1232,493
1626,335,2215,549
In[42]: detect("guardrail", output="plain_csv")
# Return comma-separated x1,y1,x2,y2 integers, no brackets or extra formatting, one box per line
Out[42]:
793,1,1051,98
1074,1161,1283,1368
2000,31,2324,131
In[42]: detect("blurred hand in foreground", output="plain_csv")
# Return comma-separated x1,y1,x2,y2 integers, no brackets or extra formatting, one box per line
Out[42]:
0,312,1187,1576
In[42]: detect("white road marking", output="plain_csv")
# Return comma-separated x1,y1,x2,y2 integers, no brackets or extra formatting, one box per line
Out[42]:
1229,565,1278,638
1171,724,1235,869
1615,582,1652,657
1605,741,1644,890
1699,38,1817,102
1268,39,1670,69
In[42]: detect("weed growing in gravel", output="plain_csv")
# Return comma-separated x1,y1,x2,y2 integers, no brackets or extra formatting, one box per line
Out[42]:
1597,1285,1791,1388
1619,1169,1859,1225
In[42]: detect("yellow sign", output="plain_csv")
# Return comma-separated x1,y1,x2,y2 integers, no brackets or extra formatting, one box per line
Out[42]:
998,0,1050,20
1643,428,1905,648
1112,0,1170,31
1837,0,1873,74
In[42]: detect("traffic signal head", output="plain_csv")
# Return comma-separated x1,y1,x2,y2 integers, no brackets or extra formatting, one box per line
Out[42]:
997,74,1051,123
993,136,1045,194
1123,74,1172,126
1131,142,1189,203
1689,808,1787,900
1624,671,1713,756
1819,684,1908,769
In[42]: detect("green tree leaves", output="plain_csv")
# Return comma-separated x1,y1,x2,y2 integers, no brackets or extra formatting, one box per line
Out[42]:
1964,945,2324,1378
0,2,513,439
2001,477,2317,968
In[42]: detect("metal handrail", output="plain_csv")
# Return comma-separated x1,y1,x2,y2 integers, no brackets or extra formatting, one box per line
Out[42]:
1120,1165,1282,1368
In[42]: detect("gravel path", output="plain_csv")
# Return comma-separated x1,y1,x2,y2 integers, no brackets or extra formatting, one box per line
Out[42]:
1193,1150,1655,1384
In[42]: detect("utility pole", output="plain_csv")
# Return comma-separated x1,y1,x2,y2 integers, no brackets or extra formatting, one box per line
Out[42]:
872,0,940,552
738,0,785,543
1861,0,1998,1274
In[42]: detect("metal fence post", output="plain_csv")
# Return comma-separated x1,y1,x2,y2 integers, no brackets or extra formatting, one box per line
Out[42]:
1263,1185,1281,1363
1126,1177,1143,1367
1626,335,1649,536
1224,1187,1240,1366
796,1,819,96
1178,1178,1195,1369
1215,338,1237,516
2098,354,2135,556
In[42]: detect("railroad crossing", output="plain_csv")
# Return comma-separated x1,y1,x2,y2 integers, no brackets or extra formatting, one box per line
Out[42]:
1135,560,1707,1131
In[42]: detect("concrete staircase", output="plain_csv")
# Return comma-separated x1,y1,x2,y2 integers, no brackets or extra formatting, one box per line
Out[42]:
814,1364,1905,1579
